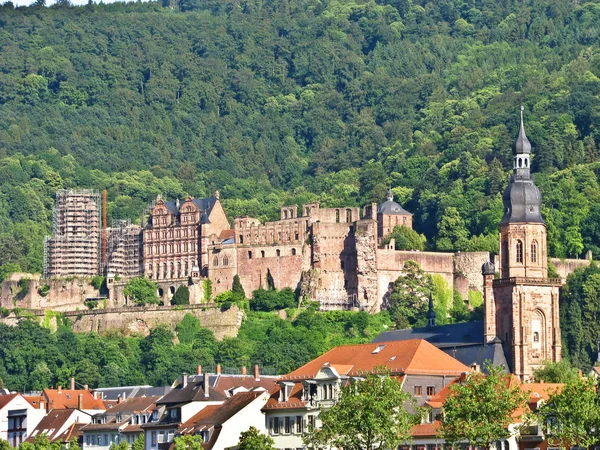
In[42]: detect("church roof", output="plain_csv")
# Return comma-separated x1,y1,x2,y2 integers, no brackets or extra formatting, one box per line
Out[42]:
372,321,509,371
378,188,412,215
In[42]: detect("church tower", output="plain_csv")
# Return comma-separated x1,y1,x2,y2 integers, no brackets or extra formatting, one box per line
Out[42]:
484,107,562,381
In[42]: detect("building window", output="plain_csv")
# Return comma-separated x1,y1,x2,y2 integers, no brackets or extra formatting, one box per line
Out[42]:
516,240,523,263
273,418,280,434
276,249,281,257
223,256,229,266
533,331,540,342
285,417,291,434
248,251,252,259
427,386,436,396
296,416,303,433
261,250,265,258
213,256,219,267
307,415,315,431
151,432,156,446
414,386,422,396
291,248,296,255
531,241,538,263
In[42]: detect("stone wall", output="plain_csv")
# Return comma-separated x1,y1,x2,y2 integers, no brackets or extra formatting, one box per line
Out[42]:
454,252,490,297
550,257,592,280
0,304,243,339
1,273,98,311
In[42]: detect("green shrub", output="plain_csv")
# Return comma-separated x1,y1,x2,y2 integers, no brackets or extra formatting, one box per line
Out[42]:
38,284,50,297
84,300,98,309
251,287,297,311
171,286,190,305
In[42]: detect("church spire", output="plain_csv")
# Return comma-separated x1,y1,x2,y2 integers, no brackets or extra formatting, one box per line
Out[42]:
513,106,532,179
514,105,531,155
387,187,393,202
426,291,436,327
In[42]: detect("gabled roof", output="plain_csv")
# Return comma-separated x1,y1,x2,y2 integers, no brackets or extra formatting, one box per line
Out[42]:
263,382,306,410
94,385,169,401
179,392,263,434
43,389,105,411
0,394,19,409
103,396,160,415
28,409,91,442
157,374,278,406
282,339,470,380
373,321,484,347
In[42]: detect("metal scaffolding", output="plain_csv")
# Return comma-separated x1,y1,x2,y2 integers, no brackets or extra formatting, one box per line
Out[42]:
106,219,143,278
43,190,101,278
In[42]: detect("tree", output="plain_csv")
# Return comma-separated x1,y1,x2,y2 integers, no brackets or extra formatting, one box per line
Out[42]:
382,225,427,251
232,275,246,298
441,365,528,449
533,360,580,383
176,314,202,345
303,368,419,450
132,435,144,450
173,435,203,450
109,442,129,450
237,426,275,450
537,377,600,449
171,286,190,305
124,277,159,306
385,260,432,328
0,263,21,283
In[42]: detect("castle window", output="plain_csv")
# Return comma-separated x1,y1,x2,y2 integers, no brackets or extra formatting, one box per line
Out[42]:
276,249,281,257
531,241,538,263
533,332,539,342
223,256,229,266
239,235,244,244
336,210,340,223
291,248,297,255
248,251,252,259
346,209,352,223
261,250,265,258
516,240,523,263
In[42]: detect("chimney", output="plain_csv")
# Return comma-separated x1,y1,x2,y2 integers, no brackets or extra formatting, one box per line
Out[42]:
254,364,260,381
196,365,202,375
203,374,210,398
93,391,98,400
122,391,126,402
216,364,221,374
70,377,75,390
182,374,188,388
84,385,89,391
78,394,83,410
242,366,247,376
58,386,62,394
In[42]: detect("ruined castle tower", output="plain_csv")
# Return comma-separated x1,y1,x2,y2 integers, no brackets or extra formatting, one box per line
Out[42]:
483,107,562,381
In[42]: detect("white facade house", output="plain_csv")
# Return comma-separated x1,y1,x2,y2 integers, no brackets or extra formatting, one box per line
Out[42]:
0,394,46,447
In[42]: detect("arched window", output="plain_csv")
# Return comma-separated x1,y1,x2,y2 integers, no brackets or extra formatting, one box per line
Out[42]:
531,241,538,263
533,332,539,342
346,209,352,223
335,210,340,223
291,248,297,255
213,256,219,267
261,250,265,258
223,256,229,266
276,249,281,257
518,158,522,168
516,240,523,263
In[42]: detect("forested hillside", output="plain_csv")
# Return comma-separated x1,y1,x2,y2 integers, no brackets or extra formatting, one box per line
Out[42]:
1,0,600,275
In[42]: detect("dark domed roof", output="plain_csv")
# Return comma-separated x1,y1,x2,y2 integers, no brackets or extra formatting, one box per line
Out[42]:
482,261,495,276
500,178,544,224
378,188,412,215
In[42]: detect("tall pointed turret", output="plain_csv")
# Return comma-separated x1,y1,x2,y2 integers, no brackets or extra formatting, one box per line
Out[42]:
426,291,436,328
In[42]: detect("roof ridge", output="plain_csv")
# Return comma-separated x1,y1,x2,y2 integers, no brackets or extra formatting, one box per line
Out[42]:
403,339,425,370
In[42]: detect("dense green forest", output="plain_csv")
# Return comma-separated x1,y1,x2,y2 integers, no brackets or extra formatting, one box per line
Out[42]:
1,0,600,274
0,310,391,391
2,0,600,380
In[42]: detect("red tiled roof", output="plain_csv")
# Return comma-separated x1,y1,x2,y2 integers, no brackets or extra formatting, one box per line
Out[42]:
24,395,46,409
28,409,90,442
263,382,306,410
411,420,441,437
218,230,235,240
0,394,18,409
282,339,470,380
43,390,105,411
